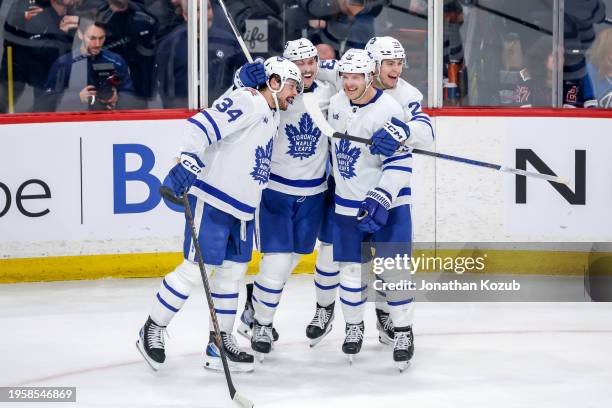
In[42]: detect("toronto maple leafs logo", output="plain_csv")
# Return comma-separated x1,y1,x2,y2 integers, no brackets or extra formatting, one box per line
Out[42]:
251,138,274,184
335,138,360,180
285,113,321,159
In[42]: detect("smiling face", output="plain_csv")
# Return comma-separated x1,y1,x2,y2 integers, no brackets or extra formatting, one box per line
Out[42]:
273,78,299,111
292,57,318,89
341,72,369,102
378,58,404,89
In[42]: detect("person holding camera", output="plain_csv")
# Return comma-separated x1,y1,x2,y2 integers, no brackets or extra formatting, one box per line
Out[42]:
37,18,133,111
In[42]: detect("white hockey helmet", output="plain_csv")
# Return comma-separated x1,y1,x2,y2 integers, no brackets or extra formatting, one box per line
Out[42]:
338,48,376,84
283,38,319,62
365,36,406,68
264,56,303,94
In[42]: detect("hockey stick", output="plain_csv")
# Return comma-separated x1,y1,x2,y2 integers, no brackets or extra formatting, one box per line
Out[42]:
217,0,253,63
302,93,570,185
159,186,255,408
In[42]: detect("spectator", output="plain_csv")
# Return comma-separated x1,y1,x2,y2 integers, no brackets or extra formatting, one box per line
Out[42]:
95,0,158,108
315,42,337,60
0,0,81,113
524,35,597,108
207,0,246,104
139,0,184,40
285,0,391,55
494,32,533,107
220,0,286,58
154,0,244,107
153,0,187,108
586,28,612,108
37,18,133,111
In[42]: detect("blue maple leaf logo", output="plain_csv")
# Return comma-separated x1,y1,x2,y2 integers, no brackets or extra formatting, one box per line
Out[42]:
335,138,360,180
285,113,321,160
250,138,274,184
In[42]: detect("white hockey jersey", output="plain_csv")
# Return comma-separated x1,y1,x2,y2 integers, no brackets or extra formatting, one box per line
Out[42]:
385,78,434,149
267,80,336,196
180,88,280,221
328,89,412,216
317,59,342,93
318,59,434,148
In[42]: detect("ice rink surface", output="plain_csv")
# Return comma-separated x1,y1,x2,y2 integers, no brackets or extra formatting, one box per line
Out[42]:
2,274,612,408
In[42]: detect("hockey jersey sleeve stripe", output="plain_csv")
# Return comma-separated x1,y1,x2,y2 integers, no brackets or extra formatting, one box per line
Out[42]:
269,173,326,188
202,110,222,141
383,165,413,173
252,294,280,308
382,153,413,165
411,114,431,123
187,117,212,145
254,281,283,294
193,180,256,214
315,281,340,290
340,284,368,292
334,194,361,208
214,308,237,314
315,267,340,277
388,297,414,306
163,279,189,300
156,293,179,312
340,297,368,307
211,292,239,299
412,118,435,137
398,187,412,197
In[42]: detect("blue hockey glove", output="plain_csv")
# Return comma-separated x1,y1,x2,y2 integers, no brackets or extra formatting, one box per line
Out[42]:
369,117,411,157
166,152,204,197
357,188,392,233
236,58,266,88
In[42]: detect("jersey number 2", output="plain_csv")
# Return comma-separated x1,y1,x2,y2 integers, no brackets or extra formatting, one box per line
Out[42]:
215,98,243,122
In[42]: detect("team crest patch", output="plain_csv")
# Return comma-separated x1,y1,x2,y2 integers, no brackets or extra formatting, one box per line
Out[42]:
285,113,321,159
251,138,274,184
335,138,360,180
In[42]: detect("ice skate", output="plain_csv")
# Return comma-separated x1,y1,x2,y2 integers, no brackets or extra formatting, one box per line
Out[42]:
342,322,364,365
136,316,166,371
204,331,254,373
393,326,414,372
306,302,335,347
251,319,274,362
375,308,394,346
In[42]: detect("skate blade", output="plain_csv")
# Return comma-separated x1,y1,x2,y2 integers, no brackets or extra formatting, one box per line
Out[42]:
255,352,265,363
347,354,355,365
378,333,394,346
308,324,333,348
237,322,252,341
395,360,411,373
203,355,254,373
136,339,161,372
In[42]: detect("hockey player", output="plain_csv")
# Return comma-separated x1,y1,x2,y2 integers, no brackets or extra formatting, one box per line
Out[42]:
136,56,302,373
233,38,337,358
327,48,415,370
307,37,434,351
363,36,435,351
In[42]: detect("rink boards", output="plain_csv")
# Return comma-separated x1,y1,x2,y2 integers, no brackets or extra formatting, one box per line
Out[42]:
1,110,611,282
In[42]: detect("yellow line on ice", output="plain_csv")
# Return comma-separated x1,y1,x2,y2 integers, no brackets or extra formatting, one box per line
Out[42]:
1,250,610,283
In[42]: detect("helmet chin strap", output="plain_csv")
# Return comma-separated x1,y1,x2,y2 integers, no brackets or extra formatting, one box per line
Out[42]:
272,91,280,111
352,74,374,103
266,79,284,111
